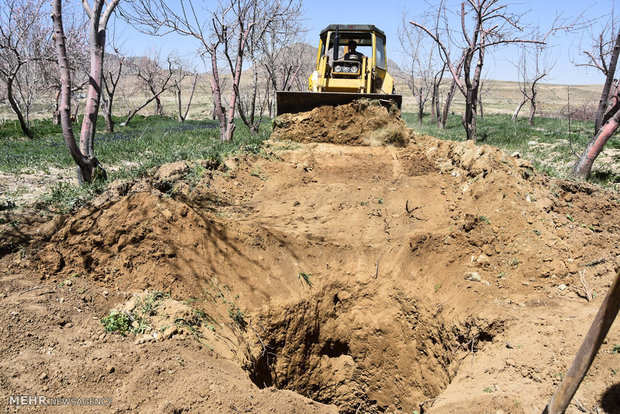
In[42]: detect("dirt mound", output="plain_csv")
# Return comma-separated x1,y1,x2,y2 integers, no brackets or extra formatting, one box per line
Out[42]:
272,98,410,146
2,134,620,413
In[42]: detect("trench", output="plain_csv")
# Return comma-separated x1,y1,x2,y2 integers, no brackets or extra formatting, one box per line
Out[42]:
245,283,503,413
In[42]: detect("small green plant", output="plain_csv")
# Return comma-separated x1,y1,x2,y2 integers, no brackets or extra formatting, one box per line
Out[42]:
377,198,384,205
483,386,496,393
567,214,575,222
185,162,208,189
227,304,247,330
611,344,620,354
497,272,506,279
101,311,132,335
140,291,167,316
360,201,369,206
298,272,313,287
510,258,520,266
434,283,441,292
533,229,541,236
479,215,490,224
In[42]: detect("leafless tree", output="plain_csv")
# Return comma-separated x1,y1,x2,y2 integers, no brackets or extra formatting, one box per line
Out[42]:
123,55,174,126
410,0,557,141
238,1,305,126
52,0,120,183
102,47,124,132
259,38,313,116
399,15,441,124
0,0,51,138
576,14,620,135
511,44,555,125
571,24,620,180
124,0,299,142
169,56,198,123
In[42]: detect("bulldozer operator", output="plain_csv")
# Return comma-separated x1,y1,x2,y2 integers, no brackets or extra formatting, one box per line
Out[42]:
344,40,364,61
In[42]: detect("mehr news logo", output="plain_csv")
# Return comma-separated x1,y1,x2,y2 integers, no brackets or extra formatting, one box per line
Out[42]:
9,395,112,406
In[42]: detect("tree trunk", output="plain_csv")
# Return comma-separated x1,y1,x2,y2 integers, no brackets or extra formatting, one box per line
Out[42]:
183,74,198,122
103,98,114,132
463,88,477,141
208,49,228,141
571,101,620,180
154,95,163,116
512,99,526,122
418,100,424,124
176,86,183,122
53,89,61,125
441,79,457,130
594,30,620,134
79,18,105,158
51,0,100,183
6,74,33,138
528,95,536,126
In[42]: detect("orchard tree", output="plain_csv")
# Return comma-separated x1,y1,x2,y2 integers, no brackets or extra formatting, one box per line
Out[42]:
52,0,120,183
0,0,51,138
571,26,620,181
577,17,620,135
102,46,124,132
124,0,299,142
410,0,556,140
511,44,555,125
237,0,304,131
169,56,198,123
122,53,174,126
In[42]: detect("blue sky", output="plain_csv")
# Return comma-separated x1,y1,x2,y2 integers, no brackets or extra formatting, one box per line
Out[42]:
114,0,619,85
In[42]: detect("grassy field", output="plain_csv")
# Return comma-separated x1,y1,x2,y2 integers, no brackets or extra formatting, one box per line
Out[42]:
403,112,620,187
0,114,271,212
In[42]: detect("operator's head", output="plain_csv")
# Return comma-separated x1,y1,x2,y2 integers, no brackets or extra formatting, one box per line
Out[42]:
348,40,357,50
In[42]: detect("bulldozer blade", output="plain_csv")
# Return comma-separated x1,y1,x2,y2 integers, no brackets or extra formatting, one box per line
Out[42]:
276,91,402,116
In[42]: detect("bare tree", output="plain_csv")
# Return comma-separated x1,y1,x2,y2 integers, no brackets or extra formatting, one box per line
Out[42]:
123,0,297,141
236,0,304,130
410,0,553,141
102,47,124,132
512,44,555,125
259,38,313,116
44,6,89,126
52,0,119,183
398,15,439,124
123,55,173,126
169,57,198,123
577,15,620,135
0,0,51,138
571,29,620,180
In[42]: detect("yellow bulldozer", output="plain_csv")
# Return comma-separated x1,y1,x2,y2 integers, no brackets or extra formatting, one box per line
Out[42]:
276,24,402,115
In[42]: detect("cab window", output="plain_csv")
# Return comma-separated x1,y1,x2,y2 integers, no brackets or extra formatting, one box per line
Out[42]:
376,36,386,69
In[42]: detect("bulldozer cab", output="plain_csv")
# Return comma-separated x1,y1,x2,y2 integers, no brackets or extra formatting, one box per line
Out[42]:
275,24,401,115
312,24,392,94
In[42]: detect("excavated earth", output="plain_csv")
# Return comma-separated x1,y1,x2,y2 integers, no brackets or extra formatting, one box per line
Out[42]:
1,101,619,413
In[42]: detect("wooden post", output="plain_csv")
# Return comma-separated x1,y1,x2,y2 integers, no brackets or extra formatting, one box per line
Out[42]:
543,268,620,413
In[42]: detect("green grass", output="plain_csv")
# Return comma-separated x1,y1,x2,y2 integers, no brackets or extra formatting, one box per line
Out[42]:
1,115,272,212
0,115,270,174
403,112,619,186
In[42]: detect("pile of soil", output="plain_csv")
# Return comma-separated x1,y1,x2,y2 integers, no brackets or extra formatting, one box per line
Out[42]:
1,105,619,413
272,99,410,147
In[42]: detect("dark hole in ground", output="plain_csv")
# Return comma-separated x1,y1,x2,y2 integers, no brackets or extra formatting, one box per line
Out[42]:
246,288,503,413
